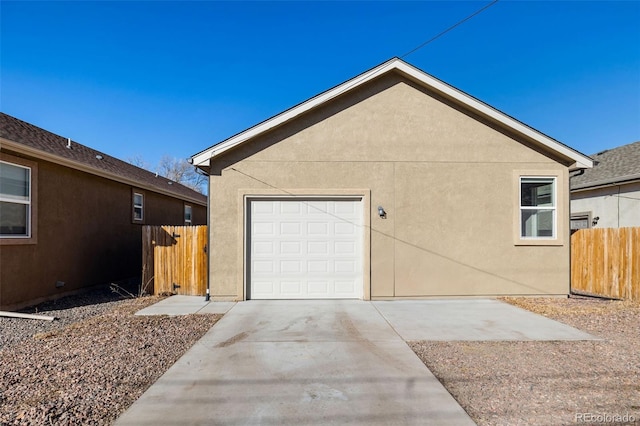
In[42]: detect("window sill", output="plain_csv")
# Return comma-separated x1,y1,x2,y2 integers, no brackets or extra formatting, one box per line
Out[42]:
0,237,37,246
514,238,563,246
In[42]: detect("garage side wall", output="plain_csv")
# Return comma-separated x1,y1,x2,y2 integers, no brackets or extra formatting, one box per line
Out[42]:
208,73,570,300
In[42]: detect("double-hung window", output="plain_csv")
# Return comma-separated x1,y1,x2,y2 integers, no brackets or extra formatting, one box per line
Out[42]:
0,160,32,238
520,177,556,239
184,204,192,225
133,192,144,222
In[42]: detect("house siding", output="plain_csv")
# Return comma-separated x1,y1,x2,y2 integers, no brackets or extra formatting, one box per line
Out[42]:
571,182,640,228
207,72,571,300
0,151,206,310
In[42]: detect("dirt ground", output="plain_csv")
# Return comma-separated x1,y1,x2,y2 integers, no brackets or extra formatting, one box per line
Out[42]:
409,296,640,425
0,294,221,425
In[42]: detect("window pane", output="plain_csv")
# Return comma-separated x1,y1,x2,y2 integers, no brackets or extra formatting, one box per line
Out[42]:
0,162,30,201
0,201,28,235
521,209,554,238
134,193,143,206
521,179,553,207
134,206,143,221
185,206,192,222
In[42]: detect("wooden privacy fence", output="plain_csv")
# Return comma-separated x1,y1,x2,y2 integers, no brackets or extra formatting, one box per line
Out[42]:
142,225,207,296
571,227,640,301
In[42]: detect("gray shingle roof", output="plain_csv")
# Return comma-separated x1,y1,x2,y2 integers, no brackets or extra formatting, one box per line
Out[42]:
0,113,206,205
571,141,640,190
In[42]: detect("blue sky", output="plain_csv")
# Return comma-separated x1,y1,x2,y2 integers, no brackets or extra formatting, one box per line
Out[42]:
2,1,639,170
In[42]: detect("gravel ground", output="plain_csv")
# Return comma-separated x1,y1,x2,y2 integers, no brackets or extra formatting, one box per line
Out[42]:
0,288,221,425
2,292,638,425
410,296,640,426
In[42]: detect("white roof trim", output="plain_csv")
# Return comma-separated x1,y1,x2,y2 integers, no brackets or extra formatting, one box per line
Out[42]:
192,58,593,171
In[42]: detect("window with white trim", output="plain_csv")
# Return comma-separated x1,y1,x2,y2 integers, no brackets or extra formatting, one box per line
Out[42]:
133,192,144,222
184,204,192,225
0,160,31,237
520,177,556,239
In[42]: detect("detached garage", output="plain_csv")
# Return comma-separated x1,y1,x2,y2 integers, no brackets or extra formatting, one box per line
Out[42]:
192,58,592,301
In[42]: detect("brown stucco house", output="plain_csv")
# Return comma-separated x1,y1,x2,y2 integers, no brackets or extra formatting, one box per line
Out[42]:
0,113,207,310
190,58,593,301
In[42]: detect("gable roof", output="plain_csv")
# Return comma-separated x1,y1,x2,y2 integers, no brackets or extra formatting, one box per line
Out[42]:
0,113,206,205
191,57,593,172
571,141,640,191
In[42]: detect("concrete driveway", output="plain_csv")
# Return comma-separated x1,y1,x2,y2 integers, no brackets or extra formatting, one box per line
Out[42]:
117,299,596,425
117,300,475,425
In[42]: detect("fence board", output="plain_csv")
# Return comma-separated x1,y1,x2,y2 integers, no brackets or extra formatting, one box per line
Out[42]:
142,225,208,296
571,227,640,301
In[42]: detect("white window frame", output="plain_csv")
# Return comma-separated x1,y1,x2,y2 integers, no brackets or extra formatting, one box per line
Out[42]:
0,160,32,239
184,204,192,225
133,192,144,222
519,176,557,240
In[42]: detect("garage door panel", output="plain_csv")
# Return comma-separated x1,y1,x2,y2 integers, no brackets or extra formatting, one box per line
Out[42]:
254,202,276,214
249,199,362,299
308,281,329,294
335,241,356,254
335,222,357,235
281,281,303,295
308,260,329,273
335,280,357,293
280,241,301,254
253,261,274,273
335,260,357,273
307,241,328,254
280,202,301,214
253,241,274,254
253,281,274,295
280,260,302,273
280,222,301,235
307,201,329,214
308,222,329,235
253,222,275,236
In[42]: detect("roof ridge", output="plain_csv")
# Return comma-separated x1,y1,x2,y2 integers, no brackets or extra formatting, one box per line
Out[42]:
190,58,592,172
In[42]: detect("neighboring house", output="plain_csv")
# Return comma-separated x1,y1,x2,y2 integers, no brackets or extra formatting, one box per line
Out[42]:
0,113,207,310
570,141,640,230
190,58,592,301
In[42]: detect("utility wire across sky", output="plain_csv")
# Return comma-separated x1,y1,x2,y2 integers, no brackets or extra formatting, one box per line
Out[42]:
401,0,500,58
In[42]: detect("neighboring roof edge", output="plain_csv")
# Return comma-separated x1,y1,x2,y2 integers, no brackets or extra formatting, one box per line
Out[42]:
571,173,640,192
0,137,207,206
191,57,593,172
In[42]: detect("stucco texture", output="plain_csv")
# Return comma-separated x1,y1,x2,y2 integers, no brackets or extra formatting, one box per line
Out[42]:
0,152,206,309
207,72,571,300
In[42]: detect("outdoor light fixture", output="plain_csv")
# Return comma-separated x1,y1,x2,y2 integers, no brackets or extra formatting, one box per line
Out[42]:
377,206,386,218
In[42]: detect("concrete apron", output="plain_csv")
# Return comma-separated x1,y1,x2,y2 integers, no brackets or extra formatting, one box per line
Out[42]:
116,300,475,425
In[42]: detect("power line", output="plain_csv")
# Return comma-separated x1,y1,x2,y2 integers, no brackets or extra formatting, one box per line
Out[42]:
401,0,500,59
229,166,553,294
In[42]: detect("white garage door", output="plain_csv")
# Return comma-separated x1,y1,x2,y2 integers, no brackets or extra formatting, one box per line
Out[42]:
249,199,363,299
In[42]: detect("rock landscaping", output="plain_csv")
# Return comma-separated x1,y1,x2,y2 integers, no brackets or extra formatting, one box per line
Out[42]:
0,289,220,425
410,296,640,425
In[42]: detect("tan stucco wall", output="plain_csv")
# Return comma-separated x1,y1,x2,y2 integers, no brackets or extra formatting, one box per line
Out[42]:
207,72,571,300
0,151,207,310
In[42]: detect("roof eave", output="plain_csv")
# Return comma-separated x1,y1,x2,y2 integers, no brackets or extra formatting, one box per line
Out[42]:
571,173,640,192
191,58,593,172
1,138,207,206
